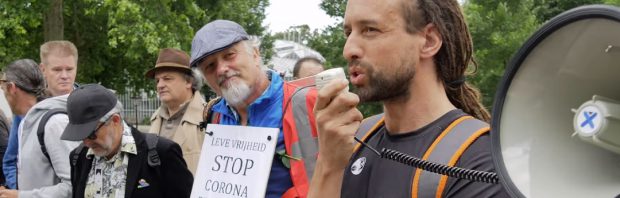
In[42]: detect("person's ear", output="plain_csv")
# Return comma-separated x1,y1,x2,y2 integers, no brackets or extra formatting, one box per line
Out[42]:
419,23,442,59
186,79,193,90
252,47,262,67
111,114,121,124
39,63,46,72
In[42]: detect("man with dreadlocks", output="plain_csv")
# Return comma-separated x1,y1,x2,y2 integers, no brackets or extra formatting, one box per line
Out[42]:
308,0,509,197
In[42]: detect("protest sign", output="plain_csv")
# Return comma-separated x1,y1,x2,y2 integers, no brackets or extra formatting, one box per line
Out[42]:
190,124,279,198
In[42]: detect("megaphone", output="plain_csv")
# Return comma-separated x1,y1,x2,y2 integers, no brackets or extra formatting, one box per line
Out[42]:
491,5,620,198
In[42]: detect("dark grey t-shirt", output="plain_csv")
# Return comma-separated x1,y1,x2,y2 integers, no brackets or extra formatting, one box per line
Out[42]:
341,109,509,198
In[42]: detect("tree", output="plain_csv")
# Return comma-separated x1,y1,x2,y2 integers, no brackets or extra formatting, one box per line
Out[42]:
0,0,270,96
464,0,541,109
44,0,63,41
311,0,347,68
533,0,616,23
464,0,620,110
0,1,45,66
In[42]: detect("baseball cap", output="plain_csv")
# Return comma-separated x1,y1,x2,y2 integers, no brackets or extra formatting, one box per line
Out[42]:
61,84,118,141
190,20,249,68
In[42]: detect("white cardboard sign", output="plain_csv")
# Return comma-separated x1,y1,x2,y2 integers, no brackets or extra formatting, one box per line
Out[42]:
190,124,279,198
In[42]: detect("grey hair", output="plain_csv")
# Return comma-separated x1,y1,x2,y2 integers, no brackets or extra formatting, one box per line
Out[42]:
99,101,124,122
180,69,203,92
241,39,268,71
193,38,268,86
189,68,203,92
3,59,48,101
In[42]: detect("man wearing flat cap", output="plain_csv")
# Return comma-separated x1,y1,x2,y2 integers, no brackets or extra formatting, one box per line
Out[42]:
145,48,205,175
190,20,320,198
62,84,193,198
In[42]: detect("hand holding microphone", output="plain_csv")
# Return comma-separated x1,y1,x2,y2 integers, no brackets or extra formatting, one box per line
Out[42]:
313,68,363,171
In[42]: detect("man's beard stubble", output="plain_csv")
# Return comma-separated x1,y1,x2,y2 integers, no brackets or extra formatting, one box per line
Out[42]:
352,60,415,103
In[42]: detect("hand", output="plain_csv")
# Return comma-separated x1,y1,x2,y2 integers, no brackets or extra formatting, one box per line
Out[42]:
0,189,18,198
314,78,363,171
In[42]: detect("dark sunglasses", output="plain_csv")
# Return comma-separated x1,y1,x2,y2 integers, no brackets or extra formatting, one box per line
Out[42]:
86,116,112,140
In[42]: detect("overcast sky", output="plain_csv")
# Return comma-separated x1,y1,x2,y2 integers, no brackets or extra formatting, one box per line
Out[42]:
263,0,338,33
264,0,466,33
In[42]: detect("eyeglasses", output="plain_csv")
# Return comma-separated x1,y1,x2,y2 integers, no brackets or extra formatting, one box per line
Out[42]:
86,116,112,140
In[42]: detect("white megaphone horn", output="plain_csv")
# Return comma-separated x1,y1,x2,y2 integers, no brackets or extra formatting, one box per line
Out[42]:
491,4,620,198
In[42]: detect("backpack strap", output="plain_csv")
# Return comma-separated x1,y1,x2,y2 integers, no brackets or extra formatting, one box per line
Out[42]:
200,97,222,131
353,113,384,153
37,108,67,164
145,133,161,167
411,116,490,198
70,143,87,190
70,143,86,167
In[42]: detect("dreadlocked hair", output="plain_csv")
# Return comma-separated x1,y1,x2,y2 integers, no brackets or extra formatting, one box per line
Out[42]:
401,0,490,122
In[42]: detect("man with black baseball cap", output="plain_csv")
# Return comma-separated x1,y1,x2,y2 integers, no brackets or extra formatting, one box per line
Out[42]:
190,20,320,198
62,84,193,198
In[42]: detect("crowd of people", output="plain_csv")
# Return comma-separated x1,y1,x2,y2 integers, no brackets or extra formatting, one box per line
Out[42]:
0,0,509,197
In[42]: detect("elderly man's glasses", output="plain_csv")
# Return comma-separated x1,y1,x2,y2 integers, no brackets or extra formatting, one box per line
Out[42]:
86,117,112,140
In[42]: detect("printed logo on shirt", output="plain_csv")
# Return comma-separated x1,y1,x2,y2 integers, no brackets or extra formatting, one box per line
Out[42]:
351,157,366,175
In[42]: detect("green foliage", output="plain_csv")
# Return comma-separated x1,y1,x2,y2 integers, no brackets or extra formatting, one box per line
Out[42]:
70,0,205,94
533,0,610,23
465,0,619,110
0,0,270,96
309,0,347,69
307,25,346,68
465,0,540,109
0,1,45,66
197,0,273,61
319,0,346,18
605,0,620,5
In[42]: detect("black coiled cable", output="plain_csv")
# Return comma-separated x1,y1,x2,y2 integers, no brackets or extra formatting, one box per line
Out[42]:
381,148,499,184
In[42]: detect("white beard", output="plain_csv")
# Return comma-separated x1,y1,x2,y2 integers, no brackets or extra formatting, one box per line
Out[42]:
91,126,116,157
221,79,252,106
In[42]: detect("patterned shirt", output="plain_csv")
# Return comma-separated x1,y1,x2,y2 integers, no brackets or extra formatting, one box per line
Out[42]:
84,122,137,198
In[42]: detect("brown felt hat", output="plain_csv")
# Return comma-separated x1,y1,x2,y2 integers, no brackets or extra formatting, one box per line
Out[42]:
145,48,192,78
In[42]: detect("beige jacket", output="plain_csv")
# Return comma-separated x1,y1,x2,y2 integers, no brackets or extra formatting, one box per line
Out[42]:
148,91,206,174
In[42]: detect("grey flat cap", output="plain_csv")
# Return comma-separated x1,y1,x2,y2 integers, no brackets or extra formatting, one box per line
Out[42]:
190,20,249,68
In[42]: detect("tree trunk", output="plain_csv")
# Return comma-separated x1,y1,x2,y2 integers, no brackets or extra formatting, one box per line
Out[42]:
44,0,63,41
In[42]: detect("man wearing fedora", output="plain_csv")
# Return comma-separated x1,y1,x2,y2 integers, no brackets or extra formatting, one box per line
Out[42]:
145,48,206,175
62,84,193,198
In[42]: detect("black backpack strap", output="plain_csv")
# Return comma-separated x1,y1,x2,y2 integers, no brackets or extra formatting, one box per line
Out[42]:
145,133,161,167
70,143,86,190
37,108,67,164
70,143,86,167
200,97,222,131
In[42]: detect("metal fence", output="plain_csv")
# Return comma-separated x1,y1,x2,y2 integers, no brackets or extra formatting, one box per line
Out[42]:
118,88,160,126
